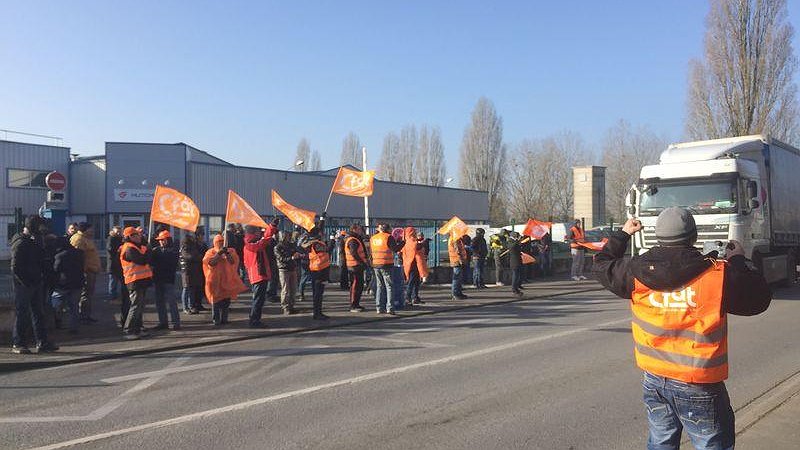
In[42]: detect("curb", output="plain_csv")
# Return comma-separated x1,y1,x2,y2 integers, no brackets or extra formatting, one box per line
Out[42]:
0,285,605,374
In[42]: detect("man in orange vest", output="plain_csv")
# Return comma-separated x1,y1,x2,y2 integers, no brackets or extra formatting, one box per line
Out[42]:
593,207,771,449
449,234,468,300
566,219,587,281
120,226,154,340
299,222,331,320
344,224,368,313
371,223,402,314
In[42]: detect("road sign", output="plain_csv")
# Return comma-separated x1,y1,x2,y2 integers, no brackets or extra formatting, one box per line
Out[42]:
39,204,53,219
45,171,67,192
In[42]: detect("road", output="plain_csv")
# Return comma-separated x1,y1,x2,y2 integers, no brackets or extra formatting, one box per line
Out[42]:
1,285,798,450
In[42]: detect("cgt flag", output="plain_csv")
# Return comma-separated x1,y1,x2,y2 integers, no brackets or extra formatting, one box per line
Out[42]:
577,238,608,252
226,190,269,228
521,252,537,265
150,185,200,232
271,190,317,232
438,216,469,240
522,219,552,240
332,166,375,197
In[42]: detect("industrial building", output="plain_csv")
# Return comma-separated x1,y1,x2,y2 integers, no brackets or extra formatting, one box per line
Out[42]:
1,139,489,260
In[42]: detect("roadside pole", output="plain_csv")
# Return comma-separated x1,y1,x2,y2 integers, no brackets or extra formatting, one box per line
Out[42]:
362,146,369,234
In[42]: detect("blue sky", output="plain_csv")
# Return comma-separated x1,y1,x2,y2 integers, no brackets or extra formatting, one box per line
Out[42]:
2,1,799,174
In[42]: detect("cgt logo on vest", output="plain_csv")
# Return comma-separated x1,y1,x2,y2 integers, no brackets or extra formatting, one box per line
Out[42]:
648,287,697,309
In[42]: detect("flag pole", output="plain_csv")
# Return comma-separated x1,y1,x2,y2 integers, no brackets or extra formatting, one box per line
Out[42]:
362,146,369,233
323,168,339,213
147,218,154,248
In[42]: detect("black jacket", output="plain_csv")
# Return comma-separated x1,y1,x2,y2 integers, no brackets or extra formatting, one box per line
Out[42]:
53,245,85,291
275,241,300,271
106,235,123,275
151,244,179,284
180,242,204,288
507,240,522,269
10,233,45,287
472,235,488,259
592,231,771,316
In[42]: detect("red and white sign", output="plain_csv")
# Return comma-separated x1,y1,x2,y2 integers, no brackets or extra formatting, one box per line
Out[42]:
45,171,67,192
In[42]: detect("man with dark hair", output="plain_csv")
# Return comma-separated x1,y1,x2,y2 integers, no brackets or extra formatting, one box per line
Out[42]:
593,209,771,449
66,222,79,237
10,216,59,354
472,228,488,288
70,222,100,323
151,230,181,331
50,236,84,334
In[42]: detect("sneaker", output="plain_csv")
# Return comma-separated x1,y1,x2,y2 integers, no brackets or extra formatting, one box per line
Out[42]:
496,281,505,286
571,276,580,281
36,341,60,353
376,308,385,314
350,306,365,313
11,345,31,355
579,276,588,280
513,290,524,297
387,309,397,315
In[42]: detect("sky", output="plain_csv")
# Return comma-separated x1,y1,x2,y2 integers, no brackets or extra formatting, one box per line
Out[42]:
2,1,800,174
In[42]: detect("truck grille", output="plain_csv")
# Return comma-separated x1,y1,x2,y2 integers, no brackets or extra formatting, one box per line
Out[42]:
642,224,729,250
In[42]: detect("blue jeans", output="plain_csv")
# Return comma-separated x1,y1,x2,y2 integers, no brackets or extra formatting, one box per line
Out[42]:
452,265,464,297
539,250,552,276
250,281,267,325
391,266,405,309
642,371,735,450
108,273,118,297
298,265,312,298
373,267,393,311
51,289,80,332
473,258,485,287
12,282,48,347
154,283,181,326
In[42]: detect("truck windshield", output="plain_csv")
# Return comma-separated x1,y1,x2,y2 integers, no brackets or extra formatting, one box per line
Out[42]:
639,181,738,216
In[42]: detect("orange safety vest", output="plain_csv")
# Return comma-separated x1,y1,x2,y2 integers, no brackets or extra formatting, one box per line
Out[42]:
344,236,367,268
569,226,585,249
308,240,331,272
370,232,394,267
448,237,466,266
631,262,728,383
119,242,153,285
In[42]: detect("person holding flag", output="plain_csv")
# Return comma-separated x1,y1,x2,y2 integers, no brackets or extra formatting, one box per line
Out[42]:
120,227,153,340
507,232,525,297
243,225,273,327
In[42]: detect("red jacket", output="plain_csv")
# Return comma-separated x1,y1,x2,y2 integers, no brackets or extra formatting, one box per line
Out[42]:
243,233,272,284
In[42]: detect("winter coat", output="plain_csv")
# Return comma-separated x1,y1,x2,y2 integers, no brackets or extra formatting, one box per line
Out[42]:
243,233,272,284
592,230,772,315
401,227,429,280
53,245,85,291
275,241,300,271
179,242,204,288
507,240,522,269
107,234,123,276
472,235,488,259
151,244,179,285
202,247,246,303
70,231,101,273
10,233,45,287
121,240,153,290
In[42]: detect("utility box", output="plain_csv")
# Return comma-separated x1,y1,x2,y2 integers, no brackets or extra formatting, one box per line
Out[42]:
573,166,606,228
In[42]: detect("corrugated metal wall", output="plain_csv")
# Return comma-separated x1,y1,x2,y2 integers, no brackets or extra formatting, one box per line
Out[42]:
189,162,489,222
69,158,106,214
0,140,70,215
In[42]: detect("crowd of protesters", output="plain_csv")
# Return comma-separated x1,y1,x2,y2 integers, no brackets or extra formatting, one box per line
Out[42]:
9,214,561,354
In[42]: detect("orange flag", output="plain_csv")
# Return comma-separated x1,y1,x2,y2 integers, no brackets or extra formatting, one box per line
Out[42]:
438,216,469,239
150,185,200,232
271,190,317,232
577,238,608,251
225,190,268,228
521,252,537,265
522,219,552,240
331,166,375,197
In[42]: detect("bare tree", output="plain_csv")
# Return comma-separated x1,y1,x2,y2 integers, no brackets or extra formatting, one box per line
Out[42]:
416,125,447,186
687,0,799,143
308,150,322,171
397,125,417,183
601,119,667,222
458,97,507,224
294,138,310,171
378,132,400,182
340,132,362,169
505,130,591,223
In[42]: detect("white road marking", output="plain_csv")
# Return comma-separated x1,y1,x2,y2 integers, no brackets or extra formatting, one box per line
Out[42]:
27,316,631,450
0,356,192,424
327,330,454,348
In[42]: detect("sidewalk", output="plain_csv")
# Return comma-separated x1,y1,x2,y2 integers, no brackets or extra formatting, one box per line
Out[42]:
0,276,603,373
735,374,800,449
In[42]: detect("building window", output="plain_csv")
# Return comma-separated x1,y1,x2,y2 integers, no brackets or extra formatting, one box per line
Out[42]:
7,169,49,189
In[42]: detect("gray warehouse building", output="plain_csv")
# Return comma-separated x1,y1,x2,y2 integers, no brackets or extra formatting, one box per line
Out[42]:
2,139,489,261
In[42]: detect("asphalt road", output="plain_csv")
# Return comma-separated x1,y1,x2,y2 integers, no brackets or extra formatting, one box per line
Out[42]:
1,285,798,450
